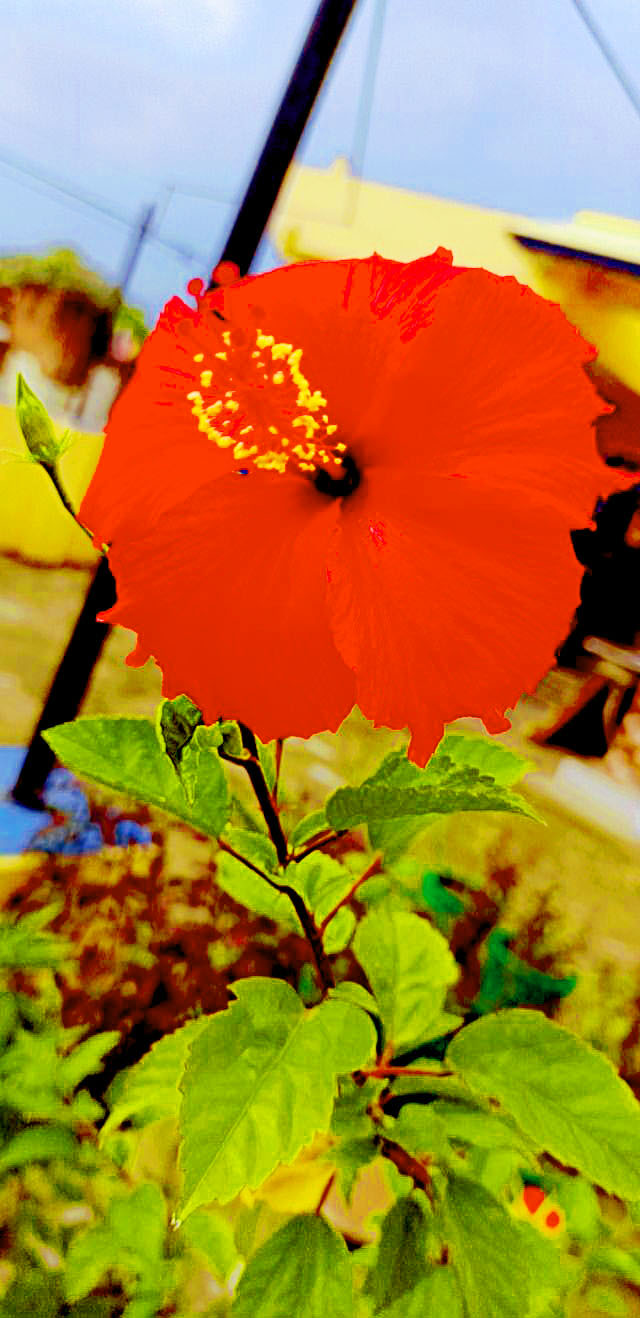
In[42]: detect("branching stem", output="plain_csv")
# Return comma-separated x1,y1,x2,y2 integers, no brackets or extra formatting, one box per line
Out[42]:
319,853,382,933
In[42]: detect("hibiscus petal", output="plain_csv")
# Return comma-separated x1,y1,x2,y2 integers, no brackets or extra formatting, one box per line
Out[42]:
104,471,355,742
328,467,596,764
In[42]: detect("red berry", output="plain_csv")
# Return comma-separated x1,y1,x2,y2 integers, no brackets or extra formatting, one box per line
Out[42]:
523,1185,546,1214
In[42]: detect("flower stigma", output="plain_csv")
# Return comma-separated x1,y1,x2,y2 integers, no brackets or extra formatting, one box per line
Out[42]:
186,325,360,494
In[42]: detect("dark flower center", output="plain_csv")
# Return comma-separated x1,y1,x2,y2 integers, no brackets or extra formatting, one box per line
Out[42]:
314,452,361,498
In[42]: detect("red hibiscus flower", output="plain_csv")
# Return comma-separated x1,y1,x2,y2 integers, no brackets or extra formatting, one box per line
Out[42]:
81,250,611,763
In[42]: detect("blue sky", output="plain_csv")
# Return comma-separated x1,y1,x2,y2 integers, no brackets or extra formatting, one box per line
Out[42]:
0,0,639,321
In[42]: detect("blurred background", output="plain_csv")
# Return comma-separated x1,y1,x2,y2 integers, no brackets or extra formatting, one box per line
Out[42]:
0,5,640,1310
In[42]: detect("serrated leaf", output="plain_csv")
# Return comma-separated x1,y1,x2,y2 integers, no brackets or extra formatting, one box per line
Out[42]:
442,1176,532,1318
353,910,458,1051
430,1101,529,1152
289,809,329,849
232,1215,353,1317
178,1208,238,1282
331,1077,383,1139
448,1010,640,1199
327,737,539,833
180,724,226,806
379,1267,464,1318
0,1124,76,1172
64,1183,167,1304
102,1017,209,1137
364,1196,428,1312
215,849,301,930
44,717,230,838
256,738,277,793
179,980,374,1214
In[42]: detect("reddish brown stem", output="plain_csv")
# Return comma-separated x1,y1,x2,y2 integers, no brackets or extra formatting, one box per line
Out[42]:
364,1066,455,1080
319,854,383,933
315,1171,336,1216
378,1137,433,1202
293,830,339,862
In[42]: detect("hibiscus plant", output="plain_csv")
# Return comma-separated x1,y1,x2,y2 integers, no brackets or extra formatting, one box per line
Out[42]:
16,253,640,1316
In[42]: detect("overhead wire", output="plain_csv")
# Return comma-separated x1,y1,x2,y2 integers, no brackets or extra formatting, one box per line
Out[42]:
343,0,387,223
569,0,640,125
0,147,214,267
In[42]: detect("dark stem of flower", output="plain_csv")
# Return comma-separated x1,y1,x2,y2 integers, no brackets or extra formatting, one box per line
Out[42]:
234,723,288,865
223,723,335,992
314,452,361,498
378,1137,434,1203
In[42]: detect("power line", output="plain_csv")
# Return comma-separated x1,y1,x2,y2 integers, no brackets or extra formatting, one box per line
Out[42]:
569,0,640,127
0,147,210,267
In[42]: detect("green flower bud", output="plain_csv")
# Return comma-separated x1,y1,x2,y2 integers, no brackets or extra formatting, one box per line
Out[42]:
15,374,62,467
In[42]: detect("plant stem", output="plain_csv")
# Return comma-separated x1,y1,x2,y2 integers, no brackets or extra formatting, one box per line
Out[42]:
293,829,340,862
364,1065,454,1079
45,464,96,544
378,1137,433,1202
222,725,288,866
274,738,283,802
319,853,382,933
315,1171,336,1216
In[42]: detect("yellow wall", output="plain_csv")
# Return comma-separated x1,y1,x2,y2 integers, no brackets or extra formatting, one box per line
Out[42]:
0,404,101,565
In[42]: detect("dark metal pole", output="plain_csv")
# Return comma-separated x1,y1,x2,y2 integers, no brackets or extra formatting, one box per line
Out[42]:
12,0,359,808
212,0,358,280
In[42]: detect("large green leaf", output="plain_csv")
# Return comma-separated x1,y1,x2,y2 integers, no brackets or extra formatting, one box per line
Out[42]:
364,1196,429,1312
326,737,539,833
442,1176,532,1318
177,1208,238,1283
215,849,301,930
288,852,355,925
353,910,458,1051
448,1010,640,1199
379,1267,464,1318
179,979,376,1214
232,1215,353,1317
102,1017,209,1137
44,717,230,837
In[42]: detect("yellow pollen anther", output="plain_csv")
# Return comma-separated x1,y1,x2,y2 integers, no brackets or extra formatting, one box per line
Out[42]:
193,353,204,363
222,331,231,346
215,351,228,361
225,399,239,411
251,350,261,359
335,441,347,452
281,437,289,447
186,390,202,403
268,425,279,435
298,461,315,472
240,425,253,435
333,457,343,466
326,424,338,436
271,342,293,360
200,369,213,387
234,441,258,460
206,402,223,417
256,332,275,349
273,370,284,384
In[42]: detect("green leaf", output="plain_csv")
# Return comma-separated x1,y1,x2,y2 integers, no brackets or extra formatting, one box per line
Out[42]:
0,1124,76,1172
102,1017,209,1136
180,724,227,806
289,852,354,925
289,809,330,849
155,694,203,771
0,913,68,969
324,907,357,954
215,849,300,930
442,1176,532,1318
430,1101,529,1152
328,983,380,1020
223,828,280,874
64,1183,167,1304
178,1208,238,1282
553,1175,601,1243
353,910,458,1051
44,717,230,837
364,1196,428,1312
256,738,277,793
588,1246,640,1286
331,1077,383,1139
179,980,375,1214
232,1215,353,1318
326,737,540,833
59,1029,120,1090
448,1010,640,1199
379,1267,464,1318
330,1137,379,1202
388,1105,450,1161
